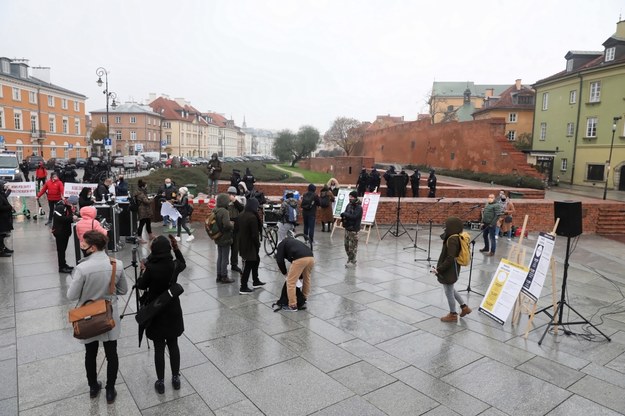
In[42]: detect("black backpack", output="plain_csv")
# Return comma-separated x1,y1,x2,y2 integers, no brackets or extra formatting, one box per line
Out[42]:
301,192,315,210
272,281,307,312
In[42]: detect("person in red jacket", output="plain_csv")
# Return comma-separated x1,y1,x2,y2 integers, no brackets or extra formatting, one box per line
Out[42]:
35,162,47,191
36,172,65,225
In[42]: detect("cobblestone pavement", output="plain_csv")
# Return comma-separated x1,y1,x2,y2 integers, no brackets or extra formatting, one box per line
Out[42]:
1,189,625,415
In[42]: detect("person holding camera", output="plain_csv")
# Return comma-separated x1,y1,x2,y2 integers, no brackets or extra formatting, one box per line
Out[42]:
207,153,222,196
137,235,186,395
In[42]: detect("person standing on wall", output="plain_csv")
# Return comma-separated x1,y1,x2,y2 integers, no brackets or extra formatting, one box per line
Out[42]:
383,166,396,197
427,169,437,198
340,191,362,268
207,153,222,196
356,168,368,197
410,169,421,197
367,167,380,192
242,167,255,191
300,184,320,245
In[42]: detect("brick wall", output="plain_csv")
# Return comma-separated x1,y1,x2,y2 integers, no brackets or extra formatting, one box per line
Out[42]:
299,156,375,185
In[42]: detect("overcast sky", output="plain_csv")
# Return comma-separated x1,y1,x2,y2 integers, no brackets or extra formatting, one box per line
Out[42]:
2,0,623,132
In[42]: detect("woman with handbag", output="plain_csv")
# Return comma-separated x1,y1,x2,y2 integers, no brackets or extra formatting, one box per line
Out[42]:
66,230,128,404
137,235,186,394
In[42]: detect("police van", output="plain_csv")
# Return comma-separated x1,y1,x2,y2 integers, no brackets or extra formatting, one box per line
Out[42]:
0,152,24,182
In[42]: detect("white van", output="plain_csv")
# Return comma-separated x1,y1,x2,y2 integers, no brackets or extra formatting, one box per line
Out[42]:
123,155,143,170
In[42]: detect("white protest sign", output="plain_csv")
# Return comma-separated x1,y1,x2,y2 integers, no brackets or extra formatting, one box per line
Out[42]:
64,182,98,198
521,232,556,302
332,188,352,218
5,182,36,197
361,192,380,223
160,201,181,221
479,259,529,325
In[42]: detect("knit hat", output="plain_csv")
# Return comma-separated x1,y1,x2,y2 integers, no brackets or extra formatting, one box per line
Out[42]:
349,191,358,198
227,186,237,194
68,195,79,205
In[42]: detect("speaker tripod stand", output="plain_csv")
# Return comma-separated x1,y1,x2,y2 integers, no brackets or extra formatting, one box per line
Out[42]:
382,194,412,240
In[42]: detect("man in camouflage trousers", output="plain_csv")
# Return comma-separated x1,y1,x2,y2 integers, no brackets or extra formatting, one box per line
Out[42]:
340,191,363,267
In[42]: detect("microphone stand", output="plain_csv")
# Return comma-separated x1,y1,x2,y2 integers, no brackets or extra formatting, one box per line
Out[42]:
413,197,446,265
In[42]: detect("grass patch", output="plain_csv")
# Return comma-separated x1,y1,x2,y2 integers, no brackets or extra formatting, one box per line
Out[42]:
275,164,333,184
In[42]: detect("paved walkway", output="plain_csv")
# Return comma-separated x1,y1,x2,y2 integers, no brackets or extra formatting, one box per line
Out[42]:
2,186,625,415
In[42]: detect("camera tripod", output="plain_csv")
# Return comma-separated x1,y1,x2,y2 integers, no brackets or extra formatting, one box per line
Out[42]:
382,193,412,240
120,245,150,348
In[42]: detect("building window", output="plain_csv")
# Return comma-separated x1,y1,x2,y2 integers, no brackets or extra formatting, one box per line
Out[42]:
31,115,38,132
74,101,80,112
130,116,136,124
16,142,23,161
148,118,151,125
508,113,517,123
586,117,598,137
507,130,516,141
49,115,56,133
64,143,70,158
148,131,151,140
166,134,172,145
48,95,54,107
62,118,68,134
61,98,68,110
517,95,534,105
540,122,547,140
561,158,568,171
14,112,22,130
29,91,37,104
586,164,605,181
589,81,601,102
101,116,106,123
74,119,80,134
115,116,121,124
130,131,137,140
569,90,577,104
566,122,575,137
12,87,21,101
542,93,549,110
115,131,122,140
605,47,615,62
50,143,57,158
0,108,3,128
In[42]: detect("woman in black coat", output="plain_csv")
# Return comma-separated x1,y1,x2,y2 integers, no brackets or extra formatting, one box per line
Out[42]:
0,181,14,256
237,198,265,293
137,235,186,394
78,187,94,209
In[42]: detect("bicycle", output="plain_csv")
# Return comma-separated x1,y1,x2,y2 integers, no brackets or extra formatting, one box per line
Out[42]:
262,204,311,255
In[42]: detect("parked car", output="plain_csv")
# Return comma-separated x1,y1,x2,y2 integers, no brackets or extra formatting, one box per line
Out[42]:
68,157,87,168
111,156,124,167
165,157,191,168
0,152,24,182
25,155,46,170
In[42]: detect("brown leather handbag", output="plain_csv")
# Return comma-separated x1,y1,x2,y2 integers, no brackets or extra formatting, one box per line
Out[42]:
68,258,117,340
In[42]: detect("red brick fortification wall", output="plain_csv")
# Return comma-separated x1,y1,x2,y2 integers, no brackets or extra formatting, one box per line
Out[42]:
353,118,541,178
299,156,375,185
190,196,618,233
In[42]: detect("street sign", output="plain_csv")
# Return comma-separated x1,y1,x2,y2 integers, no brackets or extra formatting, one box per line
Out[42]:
135,143,143,152
103,137,112,146
161,141,167,146
0,135,4,149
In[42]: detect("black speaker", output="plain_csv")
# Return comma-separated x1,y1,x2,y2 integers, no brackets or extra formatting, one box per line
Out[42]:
554,201,582,237
390,174,408,196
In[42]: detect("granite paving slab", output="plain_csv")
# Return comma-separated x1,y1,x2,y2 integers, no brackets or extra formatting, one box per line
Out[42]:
17,328,82,365
306,292,368,320
568,374,625,414
231,302,303,336
327,308,418,345
328,361,396,395
447,329,535,367
516,355,585,389
182,362,245,411
213,399,264,415
546,394,623,416
311,395,386,416
366,299,432,324
183,307,256,343
14,286,71,312
363,380,439,416
141,393,215,416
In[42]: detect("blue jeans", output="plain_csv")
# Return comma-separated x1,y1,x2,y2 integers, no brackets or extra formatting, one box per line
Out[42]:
482,225,497,253
163,215,177,227
208,179,218,196
303,214,316,242
217,244,230,277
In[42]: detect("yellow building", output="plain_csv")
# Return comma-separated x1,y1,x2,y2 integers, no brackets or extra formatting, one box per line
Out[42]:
428,82,508,123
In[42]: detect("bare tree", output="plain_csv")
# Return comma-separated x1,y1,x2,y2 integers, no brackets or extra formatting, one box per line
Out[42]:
323,117,365,156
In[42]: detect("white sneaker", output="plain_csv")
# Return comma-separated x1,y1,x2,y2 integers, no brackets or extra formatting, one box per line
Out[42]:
186,235,195,242
174,236,181,242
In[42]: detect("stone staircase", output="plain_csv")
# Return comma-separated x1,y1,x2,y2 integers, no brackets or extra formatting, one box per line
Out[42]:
596,206,625,235
496,138,543,178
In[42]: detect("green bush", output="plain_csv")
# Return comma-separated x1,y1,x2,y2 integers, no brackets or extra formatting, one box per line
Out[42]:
402,165,544,189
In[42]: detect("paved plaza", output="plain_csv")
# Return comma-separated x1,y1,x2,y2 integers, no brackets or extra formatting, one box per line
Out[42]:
1,190,625,415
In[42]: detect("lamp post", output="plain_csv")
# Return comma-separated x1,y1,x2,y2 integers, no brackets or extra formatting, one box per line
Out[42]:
95,67,117,163
603,116,622,200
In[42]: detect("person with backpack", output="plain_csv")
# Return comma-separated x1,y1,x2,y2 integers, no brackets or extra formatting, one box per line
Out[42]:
340,191,362,268
318,185,335,232
432,216,472,323
237,198,265,294
174,187,194,242
75,206,108,244
135,179,155,244
207,153,222,196
213,193,235,283
356,168,368,197
275,237,314,311
278,192,299,243
227,186,244,272
300,184,320,245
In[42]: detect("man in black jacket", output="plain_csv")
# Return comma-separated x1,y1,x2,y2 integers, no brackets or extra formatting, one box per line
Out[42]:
53,195,78,273
383,166,396,197
340,191,363,267
356,168,368,197
275,237,314,311
367,168,380,192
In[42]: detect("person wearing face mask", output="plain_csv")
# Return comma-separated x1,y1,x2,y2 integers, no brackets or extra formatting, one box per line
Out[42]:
67,230,128,404
36,172,65,226
158,178,178,229
207,153,222,196
0,181,14,257
135,179,155,243
340,191,363,268
115,175,128,197
497,191,515,241
327,178,340,197
35,161,47,191
78,187,95,209
53,195,79,273
479,194,503,257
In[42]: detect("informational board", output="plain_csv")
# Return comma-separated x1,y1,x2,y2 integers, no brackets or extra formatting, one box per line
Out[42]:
479,259,529,325
5,182,36,197
64,182,98,198
160,200,182,221
361,192,380,223
520,232,556,302
332,188,352,217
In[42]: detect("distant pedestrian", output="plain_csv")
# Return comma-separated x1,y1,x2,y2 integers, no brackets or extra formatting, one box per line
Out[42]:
410,169,421,197
35,162,47,190
227,186,244,272
278,192,299,243
427,169,437,198
300,184,320,244
340,191,362,268
135,179,155,243
207,153,222,196
229,169,242,193
327,178,340,197
367,168,380,192
115,175,128,196
383,166,396,197
318,185,335,232
399,169,409,197
78,187,94,208
20,159,29,181
52,196,78,273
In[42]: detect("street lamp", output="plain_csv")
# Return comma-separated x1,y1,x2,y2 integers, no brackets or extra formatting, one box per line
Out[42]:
95,67,117,163
603,116,622,200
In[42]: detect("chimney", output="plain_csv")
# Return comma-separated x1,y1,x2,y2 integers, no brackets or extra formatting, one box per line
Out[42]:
485,88,494,98
616,18,625,38
174,98,187,107
148,93,157,103
31,66,51,83
515,79,522,90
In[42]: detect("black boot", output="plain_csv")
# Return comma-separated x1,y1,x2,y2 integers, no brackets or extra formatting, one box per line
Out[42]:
219,274,234,284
